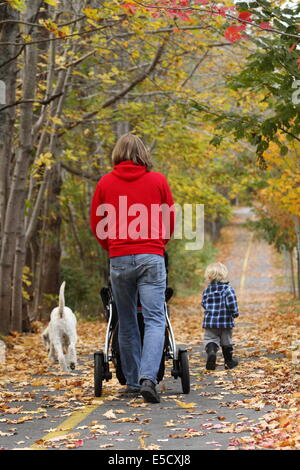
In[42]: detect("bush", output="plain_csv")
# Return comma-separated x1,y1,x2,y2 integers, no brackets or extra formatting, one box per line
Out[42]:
167,238,217,297
60,262,104,319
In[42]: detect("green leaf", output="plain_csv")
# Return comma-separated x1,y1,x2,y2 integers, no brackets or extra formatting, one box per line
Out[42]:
280,146,288,156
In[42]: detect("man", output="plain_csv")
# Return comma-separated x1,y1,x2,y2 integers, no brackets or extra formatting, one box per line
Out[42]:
90,133,175,403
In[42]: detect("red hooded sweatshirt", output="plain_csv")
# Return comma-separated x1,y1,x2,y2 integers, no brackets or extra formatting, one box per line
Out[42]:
90,161,175,258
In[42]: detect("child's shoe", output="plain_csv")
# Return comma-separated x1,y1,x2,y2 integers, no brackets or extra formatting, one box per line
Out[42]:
205,342,218,370
222,346,238,369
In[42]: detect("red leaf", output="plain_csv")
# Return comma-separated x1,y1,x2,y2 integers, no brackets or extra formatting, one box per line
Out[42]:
259,22,272,30
123,2,138,14
297,57,300,70
224,25,246,43
74,439,84,448
217,7,227,17
288,42,297,52
210,7,226,17
165,7,192,21
238,11,252,22
150,12,160,18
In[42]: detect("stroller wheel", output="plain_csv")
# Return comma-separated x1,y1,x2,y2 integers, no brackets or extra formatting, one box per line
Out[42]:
94,351,105,397
115,352,126,385
178,349,190,394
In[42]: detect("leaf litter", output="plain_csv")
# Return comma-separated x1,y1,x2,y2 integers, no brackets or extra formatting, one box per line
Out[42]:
0,219,299,449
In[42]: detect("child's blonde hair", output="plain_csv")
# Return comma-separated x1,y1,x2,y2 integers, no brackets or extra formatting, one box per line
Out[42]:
204,262,228,283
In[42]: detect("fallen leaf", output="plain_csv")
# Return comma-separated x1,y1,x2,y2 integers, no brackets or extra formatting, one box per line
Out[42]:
103,409,117,420
175,400,197,409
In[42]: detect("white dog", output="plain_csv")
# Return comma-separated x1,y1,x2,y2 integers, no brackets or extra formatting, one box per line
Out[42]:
41,281,77,372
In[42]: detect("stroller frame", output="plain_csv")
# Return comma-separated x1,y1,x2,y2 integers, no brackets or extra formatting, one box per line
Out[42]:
94,258,190,397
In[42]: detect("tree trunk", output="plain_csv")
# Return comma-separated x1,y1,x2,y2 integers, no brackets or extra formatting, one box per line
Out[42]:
0,5,18,243
0,1,39,334
293,216,300,299
30,209,47,322
289,248,296,298
11,212,25,331
39,163,62,320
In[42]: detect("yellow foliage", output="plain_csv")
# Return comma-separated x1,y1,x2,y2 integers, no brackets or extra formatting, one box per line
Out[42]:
44,0,59,6
22,266,32,301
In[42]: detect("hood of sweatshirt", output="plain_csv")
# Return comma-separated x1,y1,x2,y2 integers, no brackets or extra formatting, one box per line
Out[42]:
112,160,148,182
209,281,230,293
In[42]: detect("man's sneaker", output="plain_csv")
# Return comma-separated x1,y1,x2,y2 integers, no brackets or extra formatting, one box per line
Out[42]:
222,346,238,369
205,342,218,370
140,379,160,403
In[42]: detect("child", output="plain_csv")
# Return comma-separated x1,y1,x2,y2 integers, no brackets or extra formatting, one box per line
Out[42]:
201,262,239,370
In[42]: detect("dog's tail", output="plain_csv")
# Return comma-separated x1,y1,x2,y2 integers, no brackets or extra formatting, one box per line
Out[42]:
58,281,66,318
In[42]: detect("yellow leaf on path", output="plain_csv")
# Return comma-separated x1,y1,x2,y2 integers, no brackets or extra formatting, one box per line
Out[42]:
139,435,161,450
279,439,295,448
164,420,175,427
175,400,197,409
20,407,45,414
279,415,290,428
147,444,161,450
5,407,23,414
46,432,80,442
113,417,139,423
91,399,103,405
139,437,145,449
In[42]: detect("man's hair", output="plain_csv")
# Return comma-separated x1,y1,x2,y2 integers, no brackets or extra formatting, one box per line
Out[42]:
204,262,229,283
111,133,152,169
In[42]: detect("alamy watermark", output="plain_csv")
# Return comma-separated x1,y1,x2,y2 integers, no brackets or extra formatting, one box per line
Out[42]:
292,80,300,105
95,197,204,251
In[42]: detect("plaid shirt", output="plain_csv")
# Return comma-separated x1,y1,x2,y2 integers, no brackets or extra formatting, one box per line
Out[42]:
201,281,239,329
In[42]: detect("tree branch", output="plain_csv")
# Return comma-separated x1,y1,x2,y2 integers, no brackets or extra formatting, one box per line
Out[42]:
61,162,100,181
180,50,209,89
0,92,63,112
132,1,300,41
0,19,45,27
60,36,169,134
55,49,96,72
101,36,168,109
0,18,124,48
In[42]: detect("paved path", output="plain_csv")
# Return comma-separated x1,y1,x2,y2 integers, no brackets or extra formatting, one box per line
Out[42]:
0,207,291,450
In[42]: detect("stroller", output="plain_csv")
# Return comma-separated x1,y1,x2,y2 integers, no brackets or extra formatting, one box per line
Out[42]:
93,253,190,397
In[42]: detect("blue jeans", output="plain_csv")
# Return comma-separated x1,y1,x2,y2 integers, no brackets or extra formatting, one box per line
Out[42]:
110,254,166,388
